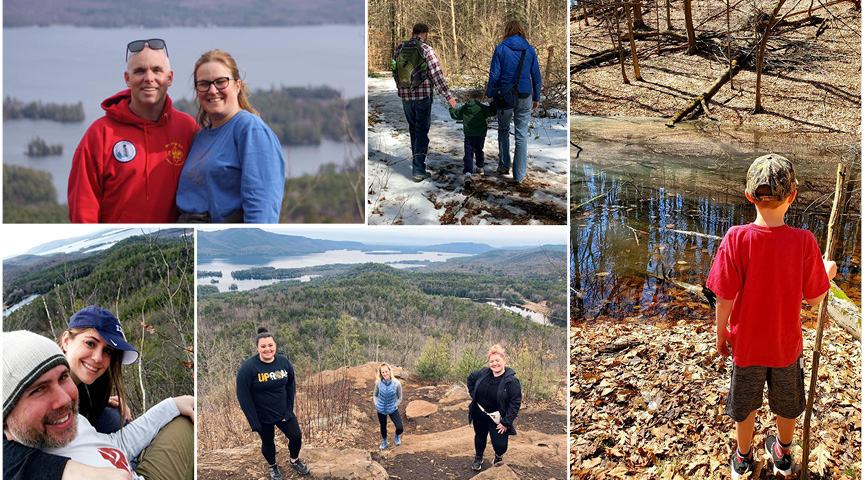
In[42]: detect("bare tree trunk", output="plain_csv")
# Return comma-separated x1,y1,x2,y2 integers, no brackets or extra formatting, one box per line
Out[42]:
665,0,673,29
683,0,698,53
754,0,787,113
612,2,631,83
632,0,647,28
655,0,662,54
727,0,733,89
625,0,644,80
450,0,459,72
544,45,554,97
583,0,591,25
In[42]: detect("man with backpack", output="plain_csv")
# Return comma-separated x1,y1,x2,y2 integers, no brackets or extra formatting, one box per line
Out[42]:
392,23,457,182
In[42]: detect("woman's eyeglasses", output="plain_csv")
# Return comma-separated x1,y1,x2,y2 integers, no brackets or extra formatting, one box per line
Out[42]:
126,39,168,62
195,77,235,93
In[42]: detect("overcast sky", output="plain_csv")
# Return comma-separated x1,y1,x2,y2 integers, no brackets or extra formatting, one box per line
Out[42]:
1,225,568,259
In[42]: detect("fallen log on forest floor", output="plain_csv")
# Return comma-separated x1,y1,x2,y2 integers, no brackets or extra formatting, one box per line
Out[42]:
635,269,861,340
667,52,751,126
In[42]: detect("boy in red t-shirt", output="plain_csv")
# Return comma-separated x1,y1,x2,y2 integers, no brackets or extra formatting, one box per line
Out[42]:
706,154,836,478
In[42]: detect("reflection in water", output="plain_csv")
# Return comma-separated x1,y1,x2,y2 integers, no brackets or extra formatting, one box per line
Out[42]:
571,120,861,323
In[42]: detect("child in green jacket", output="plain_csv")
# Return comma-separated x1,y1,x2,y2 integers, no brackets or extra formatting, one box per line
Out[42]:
449,90,496,187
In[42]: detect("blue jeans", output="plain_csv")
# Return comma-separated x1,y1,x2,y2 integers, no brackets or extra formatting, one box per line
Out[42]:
497,96,532,182
402,96,433,176
463,136,486,174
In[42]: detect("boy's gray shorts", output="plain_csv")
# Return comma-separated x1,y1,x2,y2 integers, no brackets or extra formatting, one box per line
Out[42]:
725,355,805,422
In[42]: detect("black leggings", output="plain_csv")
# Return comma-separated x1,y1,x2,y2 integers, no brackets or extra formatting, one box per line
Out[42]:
473,412,508,457
258,417,303,465
377,410,404,439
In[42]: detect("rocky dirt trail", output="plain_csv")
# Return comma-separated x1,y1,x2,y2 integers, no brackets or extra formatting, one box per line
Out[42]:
198,362,567,479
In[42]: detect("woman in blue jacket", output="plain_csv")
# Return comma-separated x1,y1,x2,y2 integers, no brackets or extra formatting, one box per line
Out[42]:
467,344,522,471
373,362,404,449
485,20,542,185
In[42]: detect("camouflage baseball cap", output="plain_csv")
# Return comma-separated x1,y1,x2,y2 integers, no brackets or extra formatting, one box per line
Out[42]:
745,154,797,201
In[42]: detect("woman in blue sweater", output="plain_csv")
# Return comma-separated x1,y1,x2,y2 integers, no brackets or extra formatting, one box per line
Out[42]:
485,20,542,185
177,50,285,223
373,363,403,449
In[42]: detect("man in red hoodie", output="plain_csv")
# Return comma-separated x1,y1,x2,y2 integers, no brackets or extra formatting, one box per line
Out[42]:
68,39,198,223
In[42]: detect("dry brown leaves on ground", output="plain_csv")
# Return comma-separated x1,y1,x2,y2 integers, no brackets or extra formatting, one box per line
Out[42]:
570,318,861,479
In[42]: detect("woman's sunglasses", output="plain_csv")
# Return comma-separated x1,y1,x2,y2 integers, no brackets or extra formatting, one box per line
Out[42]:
126,39,168,62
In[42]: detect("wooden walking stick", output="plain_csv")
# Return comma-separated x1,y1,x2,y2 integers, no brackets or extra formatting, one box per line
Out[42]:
799,162,848,480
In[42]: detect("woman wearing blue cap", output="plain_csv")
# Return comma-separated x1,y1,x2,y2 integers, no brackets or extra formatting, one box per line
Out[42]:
60,305,140,433
3,305,194,480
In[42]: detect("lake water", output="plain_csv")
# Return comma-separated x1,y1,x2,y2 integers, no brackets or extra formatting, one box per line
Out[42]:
3,25,365,202
198,250,473,292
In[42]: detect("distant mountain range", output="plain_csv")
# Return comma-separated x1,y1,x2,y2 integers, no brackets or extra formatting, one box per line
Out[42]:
197,228,559,259
4,0,363,28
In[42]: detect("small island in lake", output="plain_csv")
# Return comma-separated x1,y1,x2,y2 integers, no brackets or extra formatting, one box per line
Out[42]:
4,97,85,123
26,137,62,157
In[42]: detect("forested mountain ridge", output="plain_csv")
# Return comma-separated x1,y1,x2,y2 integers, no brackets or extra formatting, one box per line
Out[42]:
199,262,566,375
3,230,194,416
4,229,188,307
198,228,498,258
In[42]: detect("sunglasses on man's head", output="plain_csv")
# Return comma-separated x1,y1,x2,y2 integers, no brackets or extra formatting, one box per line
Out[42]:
126,39,168,61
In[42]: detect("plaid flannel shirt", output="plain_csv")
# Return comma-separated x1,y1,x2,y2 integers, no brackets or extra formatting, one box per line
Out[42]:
393,37,454,102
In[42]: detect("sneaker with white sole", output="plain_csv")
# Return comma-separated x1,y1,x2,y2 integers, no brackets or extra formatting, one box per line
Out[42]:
380,439,388,450
289,458,310,475
462,174,472,187
471,455,483,471
412,173,426,182
765,436,793,476
269,464,283,480
394,434,401,446
493,454,504,466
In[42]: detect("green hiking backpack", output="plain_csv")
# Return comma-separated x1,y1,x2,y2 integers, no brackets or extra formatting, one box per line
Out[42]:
391,38,427,90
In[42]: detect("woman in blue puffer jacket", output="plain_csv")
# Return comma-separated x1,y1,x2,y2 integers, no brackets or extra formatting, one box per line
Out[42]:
485,20,542,185
373,363,404,449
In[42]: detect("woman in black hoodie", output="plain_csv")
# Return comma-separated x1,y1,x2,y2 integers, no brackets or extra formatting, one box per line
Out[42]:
467,344,522,471
237,327,309,479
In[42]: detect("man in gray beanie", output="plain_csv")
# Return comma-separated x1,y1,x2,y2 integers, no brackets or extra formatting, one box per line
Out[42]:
3,330,195,480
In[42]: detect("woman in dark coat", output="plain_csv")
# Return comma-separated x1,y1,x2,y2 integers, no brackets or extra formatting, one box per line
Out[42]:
485,20,542,185
467,344,522,471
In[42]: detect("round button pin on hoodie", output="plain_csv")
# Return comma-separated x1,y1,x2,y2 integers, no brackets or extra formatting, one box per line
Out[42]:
113,140,137,162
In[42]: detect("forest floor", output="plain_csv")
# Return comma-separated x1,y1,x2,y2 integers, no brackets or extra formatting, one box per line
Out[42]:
198,362,567,479
570,2,861,143
366,76,569,225
570,308,861,479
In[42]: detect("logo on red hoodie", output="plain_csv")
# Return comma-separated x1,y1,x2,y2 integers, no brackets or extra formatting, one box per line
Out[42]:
166,142,185,166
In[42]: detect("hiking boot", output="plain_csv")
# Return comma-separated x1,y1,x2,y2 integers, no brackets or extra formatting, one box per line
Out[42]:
289,458,310,475
493,454,504,466
380,438,388,450
496,167,509,175
412,173,427,182
462,174,472,188
471,455,483,471
269,464,283,480
765,436,793,476
394,434,401,446
477,166,487,176
730,449,754,480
